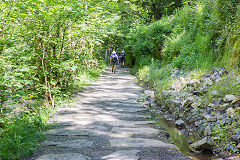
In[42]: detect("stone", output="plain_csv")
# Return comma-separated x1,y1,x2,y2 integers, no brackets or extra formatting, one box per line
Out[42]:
179,129,188,136
144,90,154,99
161,90,169,96
192,102,202,108
110,127,159,137
118,107,147,113
168,91,179,97
41,141,60,146
175,119,185,126
102,150,140,160
205,78,213,86
231,134,240,143
36,153,86,160
181,99,192,108
204,115,217,122
222,103,230,109
219,69,229,76
210,74,218,81
193,91,201,96
235,107,240,112
189,137,212,153
187,79,199,87
199,87,208,94
215,112,223,120
226,107,235,117
110,138,177,148
215,98,224,105
150,102,156,107
208,103,215,108
112,121,155,127
166,99,181,108
223,95,237,103
46,128,91,136
231,97,240,105
237,143,240,149
211,90,219,96
41,139,93,149
204,125,211,136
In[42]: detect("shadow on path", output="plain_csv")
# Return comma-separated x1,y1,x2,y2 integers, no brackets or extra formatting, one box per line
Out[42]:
27,67,191,160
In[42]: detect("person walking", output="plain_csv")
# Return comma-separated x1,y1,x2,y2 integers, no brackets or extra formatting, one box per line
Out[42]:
119,50,126,68
110,51,119,73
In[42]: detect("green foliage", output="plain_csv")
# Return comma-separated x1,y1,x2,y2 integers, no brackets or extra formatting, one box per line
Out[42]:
136,58,171,91
0,113,45,159
127,0,240,70
202,73,240,105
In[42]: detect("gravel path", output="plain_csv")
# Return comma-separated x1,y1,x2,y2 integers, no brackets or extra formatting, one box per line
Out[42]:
28,67,191,160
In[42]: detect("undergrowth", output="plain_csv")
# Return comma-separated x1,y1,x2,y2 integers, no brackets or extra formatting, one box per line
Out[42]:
0,63,106,159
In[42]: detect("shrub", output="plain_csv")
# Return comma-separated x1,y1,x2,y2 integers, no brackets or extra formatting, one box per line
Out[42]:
0,113,45,159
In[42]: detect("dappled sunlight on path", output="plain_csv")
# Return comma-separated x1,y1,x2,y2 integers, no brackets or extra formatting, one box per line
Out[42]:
29,66,190,160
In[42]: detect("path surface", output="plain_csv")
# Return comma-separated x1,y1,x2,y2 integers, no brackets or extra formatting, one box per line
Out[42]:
29,67,190,160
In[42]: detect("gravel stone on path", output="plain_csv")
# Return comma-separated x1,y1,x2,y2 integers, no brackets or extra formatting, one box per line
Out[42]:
36,153,86,160
102,150,140,160
110,137,178,148
28,67,190,160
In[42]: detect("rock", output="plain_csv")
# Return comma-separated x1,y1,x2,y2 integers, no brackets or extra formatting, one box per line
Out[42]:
237,143,240,149
205,78,213,86
215,98,224,105
222,103,230,109
187,79,199,87
226,107,235,117
223,95,237,103
189,137,212,153
192,102,202,108
195,121,201,127
102,150,140,160
219,69,229,76
208,103,215,108
170,84,177,90
179,129,188,136
204,125,211,136
161,90,168,96
175,119,185,126
235,107,240,112
215,112,223,120
211,90,219,96
144,90,154,99
206,107,214,114
231,134,240,143
193,91,201,96
168,90,179,97
150,102,156,107
57,139,93,149
210,74,219,81
211,137,220,141
231,97,240,105
110,127,159,137
166,99,181,109
199,87,208,94
181,99,192,108
110,138,177,148
36,153,87,160
204,115,217,122
205,74,211,78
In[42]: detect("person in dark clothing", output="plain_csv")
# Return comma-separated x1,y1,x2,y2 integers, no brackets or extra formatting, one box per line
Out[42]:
119,50,126,68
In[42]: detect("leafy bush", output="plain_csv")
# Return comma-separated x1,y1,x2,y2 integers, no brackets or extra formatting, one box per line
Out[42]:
0,113,45,159
127,0,239,70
